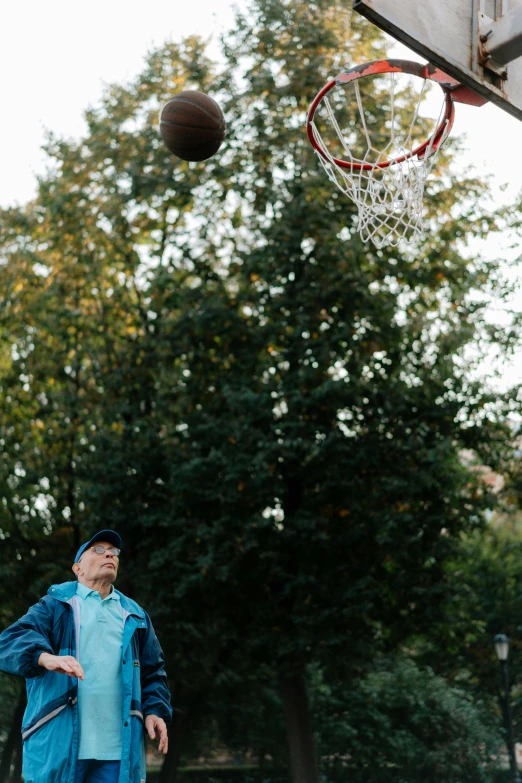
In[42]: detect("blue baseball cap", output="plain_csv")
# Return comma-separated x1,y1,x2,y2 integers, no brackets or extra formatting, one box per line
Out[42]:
74,529,123,563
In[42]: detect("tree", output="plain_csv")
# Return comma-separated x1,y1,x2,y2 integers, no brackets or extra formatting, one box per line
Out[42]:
131,2,515,779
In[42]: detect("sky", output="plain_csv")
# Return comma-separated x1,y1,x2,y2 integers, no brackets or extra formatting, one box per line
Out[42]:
0,0,237,208
2,0,520,208
1,0,521,386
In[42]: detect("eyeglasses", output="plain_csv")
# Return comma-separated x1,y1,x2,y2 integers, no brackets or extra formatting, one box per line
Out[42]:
90,545,120,557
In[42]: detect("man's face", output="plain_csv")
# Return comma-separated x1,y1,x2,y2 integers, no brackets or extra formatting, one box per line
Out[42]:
74,540,119,583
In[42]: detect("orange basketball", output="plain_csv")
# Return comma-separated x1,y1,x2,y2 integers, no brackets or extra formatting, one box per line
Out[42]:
159,91,226,162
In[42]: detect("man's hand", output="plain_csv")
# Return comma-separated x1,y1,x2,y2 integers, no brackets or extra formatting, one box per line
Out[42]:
38,653,84,680
145,714,168,754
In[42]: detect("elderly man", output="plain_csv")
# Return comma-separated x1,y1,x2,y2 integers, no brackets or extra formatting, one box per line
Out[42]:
0,529,171,783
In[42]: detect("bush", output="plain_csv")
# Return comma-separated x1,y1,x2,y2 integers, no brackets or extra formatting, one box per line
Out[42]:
313,658,503,783
146,769,289,783
147,764,517,782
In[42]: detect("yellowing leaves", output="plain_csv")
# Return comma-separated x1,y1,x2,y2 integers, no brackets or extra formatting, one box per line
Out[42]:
396,502,410,512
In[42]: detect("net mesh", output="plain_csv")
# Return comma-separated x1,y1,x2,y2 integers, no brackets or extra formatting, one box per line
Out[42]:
309,72,452,249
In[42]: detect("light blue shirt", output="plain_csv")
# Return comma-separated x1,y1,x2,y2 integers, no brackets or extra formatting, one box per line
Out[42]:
76,581,124,760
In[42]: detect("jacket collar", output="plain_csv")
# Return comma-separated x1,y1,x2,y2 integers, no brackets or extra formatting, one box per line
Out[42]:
48,581,145,619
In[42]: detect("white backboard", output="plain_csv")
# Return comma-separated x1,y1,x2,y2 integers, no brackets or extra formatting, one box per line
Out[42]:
354,0,522,121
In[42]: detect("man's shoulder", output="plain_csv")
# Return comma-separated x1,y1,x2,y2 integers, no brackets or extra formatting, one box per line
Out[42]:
17,585,73,627
114,589,146,619
46,581,78,602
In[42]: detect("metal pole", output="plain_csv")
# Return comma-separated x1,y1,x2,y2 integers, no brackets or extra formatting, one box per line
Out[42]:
501,659,521,783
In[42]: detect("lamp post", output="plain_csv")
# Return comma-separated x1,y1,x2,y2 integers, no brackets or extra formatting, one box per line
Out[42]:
494,634,521,783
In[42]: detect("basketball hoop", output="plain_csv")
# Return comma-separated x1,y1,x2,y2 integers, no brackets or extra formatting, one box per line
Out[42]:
307,59,465,248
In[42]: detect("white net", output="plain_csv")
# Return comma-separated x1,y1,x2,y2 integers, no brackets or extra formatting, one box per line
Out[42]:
309,70,453,249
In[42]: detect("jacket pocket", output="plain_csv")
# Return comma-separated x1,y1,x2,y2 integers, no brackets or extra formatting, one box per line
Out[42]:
21,688,77,741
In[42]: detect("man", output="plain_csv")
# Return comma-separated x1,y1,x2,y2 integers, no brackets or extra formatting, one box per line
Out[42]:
0,529,172,783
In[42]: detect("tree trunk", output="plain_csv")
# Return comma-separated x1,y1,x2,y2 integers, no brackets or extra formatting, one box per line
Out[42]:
279,667,320,783
0,689,26,783
10,731,22,783
257,748,267,778
158,646,237,783
158,708,183,783
158,679,224,783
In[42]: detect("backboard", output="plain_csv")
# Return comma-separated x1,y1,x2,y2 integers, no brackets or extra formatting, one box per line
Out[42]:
353,0,522,121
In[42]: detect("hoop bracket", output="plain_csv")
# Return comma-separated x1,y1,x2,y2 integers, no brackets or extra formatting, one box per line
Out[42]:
480,4,522,67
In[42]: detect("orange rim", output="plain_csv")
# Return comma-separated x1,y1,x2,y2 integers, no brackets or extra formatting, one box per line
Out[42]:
306,59,456,171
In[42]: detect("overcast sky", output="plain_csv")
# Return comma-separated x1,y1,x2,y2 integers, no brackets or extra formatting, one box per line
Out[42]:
1,0,521,386
0,0,237,207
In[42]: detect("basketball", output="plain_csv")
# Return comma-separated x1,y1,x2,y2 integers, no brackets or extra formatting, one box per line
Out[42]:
159,91,226,162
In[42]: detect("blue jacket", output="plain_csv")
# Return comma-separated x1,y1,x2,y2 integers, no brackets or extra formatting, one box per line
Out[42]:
0,581,172,783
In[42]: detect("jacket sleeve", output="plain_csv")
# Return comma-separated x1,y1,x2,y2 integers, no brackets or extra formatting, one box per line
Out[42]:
139,612,172,724
0,598,56,679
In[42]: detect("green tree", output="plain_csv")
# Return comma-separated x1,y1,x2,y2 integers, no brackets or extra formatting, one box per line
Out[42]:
127,3,515,780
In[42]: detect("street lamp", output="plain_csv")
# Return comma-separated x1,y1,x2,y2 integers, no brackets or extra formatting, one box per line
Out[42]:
494,634,521,783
